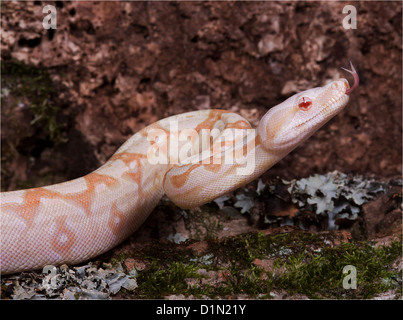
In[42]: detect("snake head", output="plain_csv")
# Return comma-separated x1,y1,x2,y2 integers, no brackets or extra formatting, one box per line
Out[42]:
258,63,358,154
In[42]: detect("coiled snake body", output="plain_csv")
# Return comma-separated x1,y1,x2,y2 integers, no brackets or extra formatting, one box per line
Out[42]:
0,64,358,274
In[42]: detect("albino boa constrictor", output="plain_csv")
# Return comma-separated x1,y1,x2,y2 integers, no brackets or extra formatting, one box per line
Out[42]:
0,63,359,274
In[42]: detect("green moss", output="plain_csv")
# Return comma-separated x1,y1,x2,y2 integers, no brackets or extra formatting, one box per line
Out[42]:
123,230,401,299
1,59,67,145
272,240,402,299
137,261,202,298
211,231,319,269
219,232,401,299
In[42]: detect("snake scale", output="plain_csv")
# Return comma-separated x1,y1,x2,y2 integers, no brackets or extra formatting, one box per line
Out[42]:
0,63,358,274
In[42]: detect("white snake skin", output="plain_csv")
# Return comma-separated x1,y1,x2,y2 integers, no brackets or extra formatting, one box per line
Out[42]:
1,68,357,274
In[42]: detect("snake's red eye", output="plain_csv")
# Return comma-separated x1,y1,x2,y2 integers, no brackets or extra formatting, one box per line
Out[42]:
298,97,312,111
